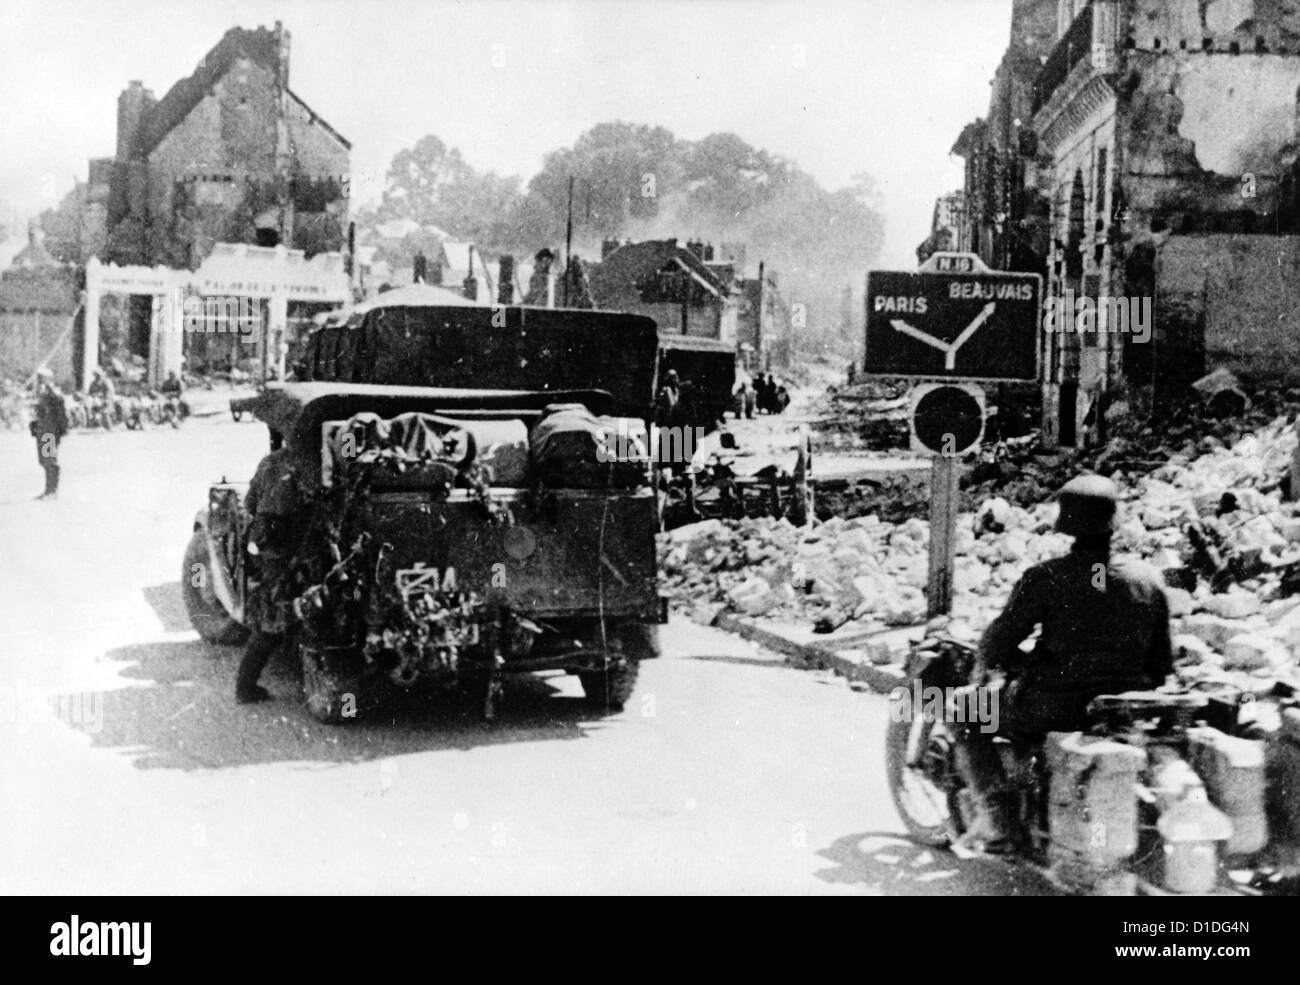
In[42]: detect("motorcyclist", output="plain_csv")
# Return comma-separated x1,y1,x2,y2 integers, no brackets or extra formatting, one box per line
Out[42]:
957,474,1174,849
88,367,116,428
160,371,183,397
159,371,185,426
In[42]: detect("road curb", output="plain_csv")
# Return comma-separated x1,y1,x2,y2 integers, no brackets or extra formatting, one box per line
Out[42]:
711,611,911,695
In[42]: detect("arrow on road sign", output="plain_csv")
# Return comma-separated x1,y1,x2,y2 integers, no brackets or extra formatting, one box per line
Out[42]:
890,302,996,371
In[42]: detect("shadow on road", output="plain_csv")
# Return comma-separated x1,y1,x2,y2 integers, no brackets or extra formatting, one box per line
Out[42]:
813,831,1063,896
70,637,603,770
681,653,789,669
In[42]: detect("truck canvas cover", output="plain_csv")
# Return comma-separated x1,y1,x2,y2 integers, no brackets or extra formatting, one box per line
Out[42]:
245,381,615,451
303,305,661,420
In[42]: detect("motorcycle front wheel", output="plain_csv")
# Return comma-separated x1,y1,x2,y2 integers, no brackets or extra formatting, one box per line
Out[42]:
885,684,967,847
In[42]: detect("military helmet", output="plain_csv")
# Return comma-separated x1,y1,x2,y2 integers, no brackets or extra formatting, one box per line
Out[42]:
35,367,53,380
1055,474,1119,538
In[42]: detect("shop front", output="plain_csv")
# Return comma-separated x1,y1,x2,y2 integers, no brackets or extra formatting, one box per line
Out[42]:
84,244,349,389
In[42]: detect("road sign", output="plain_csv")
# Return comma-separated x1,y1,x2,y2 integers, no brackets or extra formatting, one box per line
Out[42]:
909,383,985,456
923,251,981,274
864,254,1041,382
906,380,986,618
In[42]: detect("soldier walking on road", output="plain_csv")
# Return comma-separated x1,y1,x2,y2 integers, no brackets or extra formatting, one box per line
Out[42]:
655,369,681,427
31,368,68,500
734,380,756,420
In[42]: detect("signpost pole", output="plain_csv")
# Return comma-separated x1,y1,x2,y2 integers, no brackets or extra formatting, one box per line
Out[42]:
927,453,959,618
861,250,1035,619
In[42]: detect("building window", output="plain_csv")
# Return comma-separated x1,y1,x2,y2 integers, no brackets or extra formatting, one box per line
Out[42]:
1066,170,1086,284
1095,148,1108,218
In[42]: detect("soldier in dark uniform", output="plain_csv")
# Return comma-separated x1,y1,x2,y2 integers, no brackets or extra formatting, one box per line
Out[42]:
159,371,186,425
30,368,68,500
235,430,303,703
654,369,681,427
159,371,183,397
958,475,1174,847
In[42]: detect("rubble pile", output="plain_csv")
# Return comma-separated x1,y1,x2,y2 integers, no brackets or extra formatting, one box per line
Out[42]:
808,391,1300,524
809,381,911,451
966,389,1300,510
658,502,1064,636
813,471,930,524
1116,415,1300,690
661,410,1300,693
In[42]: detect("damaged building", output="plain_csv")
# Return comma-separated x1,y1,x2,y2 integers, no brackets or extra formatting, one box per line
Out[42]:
587,238,738,342
948,0,1058,274
58,22,354,385
96,21,350,268
916,190,968,263
587,238,796,370
943,0,1300,446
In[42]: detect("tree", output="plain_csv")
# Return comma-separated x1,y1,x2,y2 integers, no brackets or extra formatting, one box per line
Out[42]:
515,122,685,245
366,134,524,253
681,132,793,220
376,135,468,225
362,123,886,360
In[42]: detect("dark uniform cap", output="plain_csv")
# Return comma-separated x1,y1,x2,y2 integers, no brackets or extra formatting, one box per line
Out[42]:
1055,474,1118,537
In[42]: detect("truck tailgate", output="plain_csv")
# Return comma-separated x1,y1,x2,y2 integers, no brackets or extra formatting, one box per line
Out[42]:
365,489,659,619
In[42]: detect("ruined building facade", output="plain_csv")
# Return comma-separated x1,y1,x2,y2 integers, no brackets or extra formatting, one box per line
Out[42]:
951,0,1059,273
948,0,1300,445
96,22,350,268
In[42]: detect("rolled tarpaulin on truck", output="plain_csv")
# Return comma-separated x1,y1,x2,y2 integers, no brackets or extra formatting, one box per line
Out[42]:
323,412,529,488
530,404,649,489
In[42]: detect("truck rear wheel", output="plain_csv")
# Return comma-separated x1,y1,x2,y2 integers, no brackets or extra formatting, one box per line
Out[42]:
580,623,652,710
579,659,639,711
182,530,249,646
301,644,362,724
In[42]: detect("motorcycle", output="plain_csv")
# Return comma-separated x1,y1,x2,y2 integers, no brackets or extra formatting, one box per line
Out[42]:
158,392,189,428
86,393,117,429
0,385,29,430
885,631,1292,895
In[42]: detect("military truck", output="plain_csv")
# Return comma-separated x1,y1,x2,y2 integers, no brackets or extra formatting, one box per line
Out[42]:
184,310,667,723
297,298,809,528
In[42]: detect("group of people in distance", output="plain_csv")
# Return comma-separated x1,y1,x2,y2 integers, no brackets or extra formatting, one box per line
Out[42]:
733,372,789,420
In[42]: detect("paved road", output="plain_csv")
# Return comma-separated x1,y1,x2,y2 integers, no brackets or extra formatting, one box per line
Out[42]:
0,415,1048,894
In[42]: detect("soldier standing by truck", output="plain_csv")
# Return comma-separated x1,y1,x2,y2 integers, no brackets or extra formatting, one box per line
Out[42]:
31,368,68,500
235,430,304,703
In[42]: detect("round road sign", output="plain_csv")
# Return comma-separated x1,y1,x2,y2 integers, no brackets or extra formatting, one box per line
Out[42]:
503,525,537,559
910,384,983,455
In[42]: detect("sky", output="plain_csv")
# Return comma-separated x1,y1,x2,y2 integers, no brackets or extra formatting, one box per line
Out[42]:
0,0,1013,268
